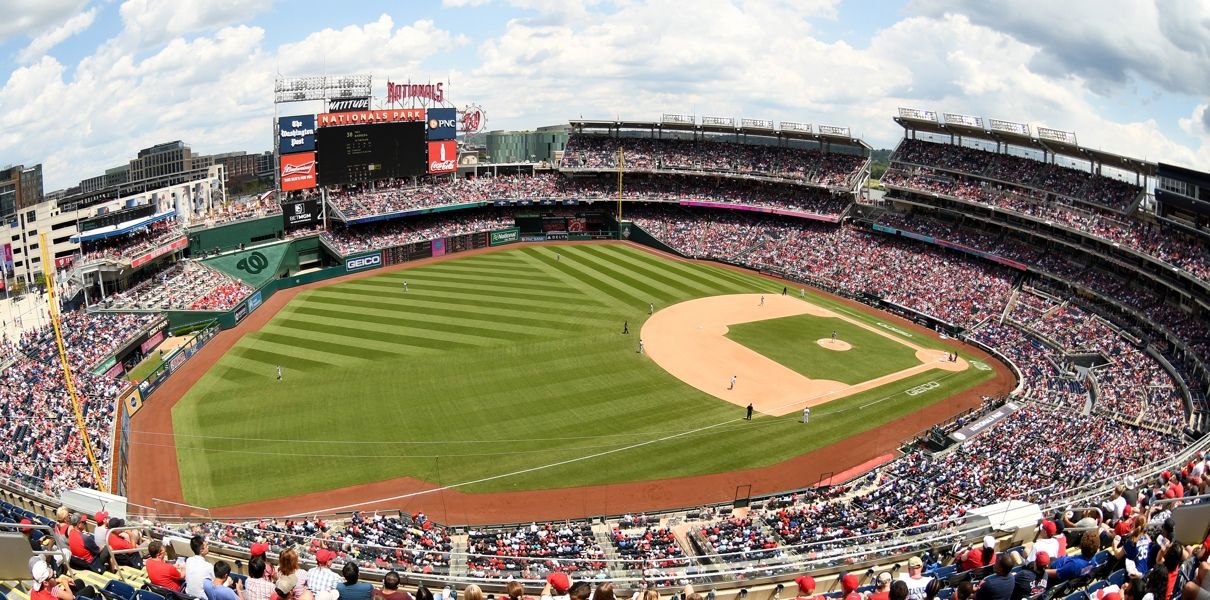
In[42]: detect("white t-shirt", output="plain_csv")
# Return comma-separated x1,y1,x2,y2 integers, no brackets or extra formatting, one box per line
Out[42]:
1111,496,1128,520
899,574,933,600
1028,537,1060,563
184,555,215,599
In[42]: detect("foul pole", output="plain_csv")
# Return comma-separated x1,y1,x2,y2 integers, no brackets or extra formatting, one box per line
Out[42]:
39,233,104,488
616,147,624,223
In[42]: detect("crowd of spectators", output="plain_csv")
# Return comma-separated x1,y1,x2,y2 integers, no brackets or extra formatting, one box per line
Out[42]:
17,311,158,373
204,193,282,227
883,162,1210,284
465,522,607,579
891,139,1142,210
79,219,184,264
99,262,253,311
323,211,516,255
562,135,866,188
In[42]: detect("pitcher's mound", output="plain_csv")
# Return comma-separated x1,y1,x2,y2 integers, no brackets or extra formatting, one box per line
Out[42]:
816,339,852,351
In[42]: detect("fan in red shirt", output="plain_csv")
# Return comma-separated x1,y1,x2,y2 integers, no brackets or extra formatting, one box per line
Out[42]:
958,536,997,571
145,540,186,593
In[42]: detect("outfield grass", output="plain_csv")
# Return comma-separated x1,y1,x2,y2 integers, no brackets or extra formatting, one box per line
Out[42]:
172,243,997,506
725,314,921,384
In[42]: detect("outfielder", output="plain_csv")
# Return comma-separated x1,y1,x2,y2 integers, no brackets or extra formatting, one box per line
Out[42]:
276,366,283,381
802,406,810,424
402,280,408,292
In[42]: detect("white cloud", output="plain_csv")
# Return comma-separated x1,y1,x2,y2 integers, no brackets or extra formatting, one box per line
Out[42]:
0,0,88,44
443,0,493,6
16,8,97,64
118,0,274,45
275,15,464,77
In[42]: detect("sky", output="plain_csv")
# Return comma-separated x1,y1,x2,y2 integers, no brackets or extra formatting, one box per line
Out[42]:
1,0,1208,191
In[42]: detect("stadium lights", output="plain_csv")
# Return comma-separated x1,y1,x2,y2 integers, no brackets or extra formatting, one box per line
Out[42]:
274,75,371,104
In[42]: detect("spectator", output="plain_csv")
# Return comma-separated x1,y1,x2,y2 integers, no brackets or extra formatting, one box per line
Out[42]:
146,540,185,593
336,563,372,600
306,549,341,600
66,513,109,573
1012,552,1049,600
975,554,1017,600
890,581,910,600
841,574,862,600
900,556,934,600
1048,530,1100,583
959,536,997,571
869,573,893,600
107,518,142,568
794,576,819,600
185,535,216,599
541,573,572,600
204,561,242,600
1113,516,1154,576
245,556,276,600
374,572,411,600
30,558,74,600
276,547,309,600
593,583,615,600
1028,520,1065,563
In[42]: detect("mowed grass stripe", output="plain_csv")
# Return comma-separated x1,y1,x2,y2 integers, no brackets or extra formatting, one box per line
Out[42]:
348,277,589,302
612,245,754,291
298,295,598,331
407,262,549,278
590,245,723,294
228,346,331,370
364,271,571,293
304,286,600,320
568,246,691,299
321,280,592,305
248,331,397,360
273,316,532,342
287,305,574,338
516,247,649,308
581,245,717,296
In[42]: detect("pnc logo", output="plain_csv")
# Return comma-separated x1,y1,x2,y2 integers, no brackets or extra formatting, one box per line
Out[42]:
237,251,269,274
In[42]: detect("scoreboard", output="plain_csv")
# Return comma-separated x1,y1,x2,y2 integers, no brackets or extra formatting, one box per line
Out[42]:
316,122,426,185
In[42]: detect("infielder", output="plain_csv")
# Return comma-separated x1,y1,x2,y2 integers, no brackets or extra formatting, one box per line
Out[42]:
759,295,765,306
649,302,654,315
637,339,644,354
276,366,283,381
729,375,737,390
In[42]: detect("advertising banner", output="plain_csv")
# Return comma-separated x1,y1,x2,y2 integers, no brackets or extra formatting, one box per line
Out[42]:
489,227,520,246
280,152,317,191
140,331,165,354
232,303,248,323
432,238,446,257
426,108,457,140
131,236,187,268
247,290,263,313
316,109,424,127
950,402,1019,442
278,115,316,153
345,252,384,272
327,97,370,113
120,387,143,418
283,197,321,228
428,140,456,174
104,361,125,379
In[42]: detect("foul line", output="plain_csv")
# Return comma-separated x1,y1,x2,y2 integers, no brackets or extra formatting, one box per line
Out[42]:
283,417,746,517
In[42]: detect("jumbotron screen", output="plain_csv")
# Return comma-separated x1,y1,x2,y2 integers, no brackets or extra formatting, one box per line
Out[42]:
316,122,425,185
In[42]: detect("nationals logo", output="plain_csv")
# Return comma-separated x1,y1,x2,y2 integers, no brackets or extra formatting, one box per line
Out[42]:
280,152,317,191
428,141,456,174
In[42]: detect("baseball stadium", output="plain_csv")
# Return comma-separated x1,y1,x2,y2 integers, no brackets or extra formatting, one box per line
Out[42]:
2,40,1210,600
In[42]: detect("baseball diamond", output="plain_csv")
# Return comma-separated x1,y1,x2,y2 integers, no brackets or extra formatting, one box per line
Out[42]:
145,243,1002,513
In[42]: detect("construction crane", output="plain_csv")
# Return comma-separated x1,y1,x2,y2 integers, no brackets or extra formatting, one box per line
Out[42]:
39,232,104,489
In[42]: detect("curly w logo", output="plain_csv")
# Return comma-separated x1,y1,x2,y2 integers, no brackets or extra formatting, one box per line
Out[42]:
237,251,269,274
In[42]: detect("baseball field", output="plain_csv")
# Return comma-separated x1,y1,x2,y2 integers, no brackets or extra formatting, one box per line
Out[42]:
160,243,1002,510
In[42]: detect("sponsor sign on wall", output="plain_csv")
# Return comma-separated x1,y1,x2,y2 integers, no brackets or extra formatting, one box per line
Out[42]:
345,252,383,272
233,303,248,323
489,227,520,246
278,115,316,153
427,140,456,174
283,198,321,228
140,331,165,354
316,109,424,127
280,152,317,191
327,97,370,113
426,108,457,140
247,291,263,313
131,236,187,268
121,387,144,417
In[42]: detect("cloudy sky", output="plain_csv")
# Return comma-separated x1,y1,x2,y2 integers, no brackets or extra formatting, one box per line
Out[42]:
1,0,1208,191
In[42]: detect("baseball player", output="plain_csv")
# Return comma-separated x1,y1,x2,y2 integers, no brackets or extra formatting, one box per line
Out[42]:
729,375,737,390
402,280,408,292
759,295,765,306
745,403,753,420
831,330,837,343
800,288,805,298
637,339,644,354
802,406,810,424
556,252,561,262
649,302,654,315
623,321,629,335
276,366,282,382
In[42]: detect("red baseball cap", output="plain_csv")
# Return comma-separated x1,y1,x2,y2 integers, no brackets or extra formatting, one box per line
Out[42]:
546,572,571,594
250,543,269,557
795,575,816,594
841,574,859,592
94,511,109,524
315,549,335,564
1035,552,1050,567
1041,520,1057,536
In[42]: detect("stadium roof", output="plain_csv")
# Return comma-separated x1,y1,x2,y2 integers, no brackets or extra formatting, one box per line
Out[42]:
71,210,175,243
569,119,872,153
894,113,1156,176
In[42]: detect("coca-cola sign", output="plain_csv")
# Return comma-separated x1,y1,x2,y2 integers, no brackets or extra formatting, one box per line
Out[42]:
428,141,456,174
328,97,370,112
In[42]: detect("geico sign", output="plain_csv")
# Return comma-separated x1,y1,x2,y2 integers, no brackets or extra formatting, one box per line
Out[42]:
346,254,382,270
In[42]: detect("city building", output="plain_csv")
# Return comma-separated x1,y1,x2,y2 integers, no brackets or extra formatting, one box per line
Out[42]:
485,125,569,164
0,164,44,220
